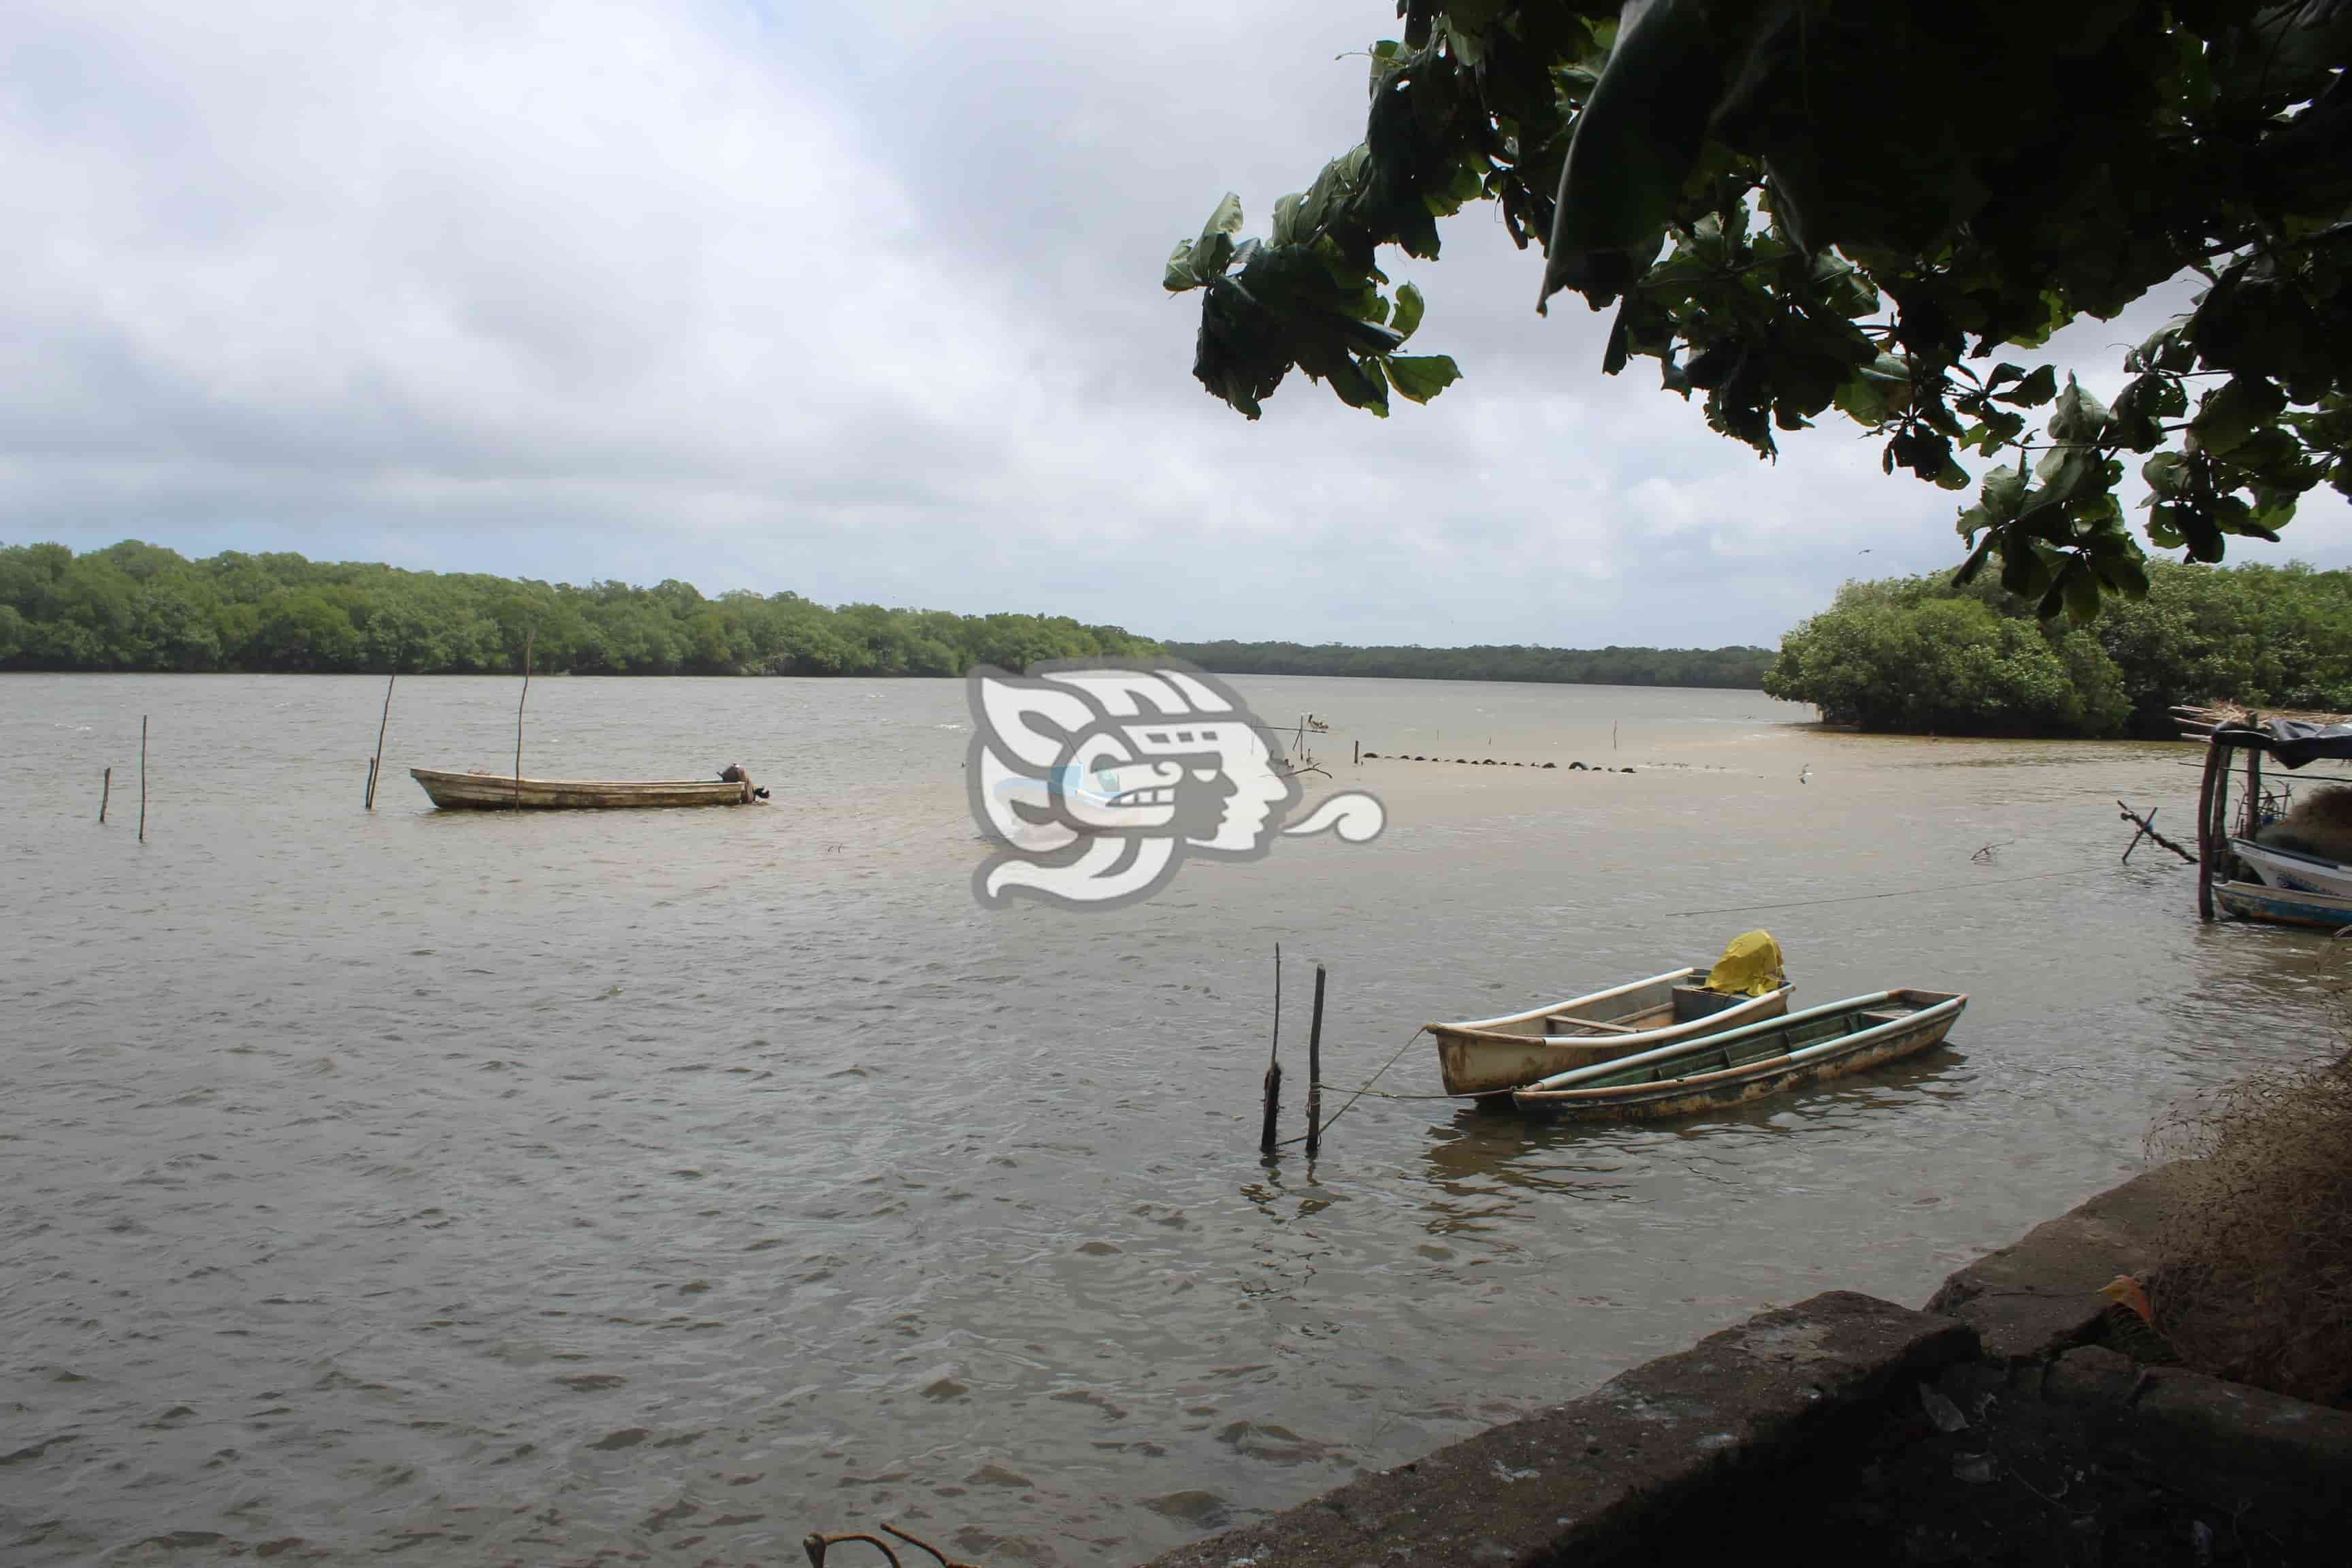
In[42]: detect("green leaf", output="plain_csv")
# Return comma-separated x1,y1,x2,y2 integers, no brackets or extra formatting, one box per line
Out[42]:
1270,193,1306,247
1392,282,1426,343
2061,561,2103,623
1980,463,2027,523
2188,376,2287,458
1933,457,1971,491
1991,365,2057,408
1539,0,1721,306
1384,355,1462,404
1162,241,1200,293
1196,193,1243,248
2044,375,2110,444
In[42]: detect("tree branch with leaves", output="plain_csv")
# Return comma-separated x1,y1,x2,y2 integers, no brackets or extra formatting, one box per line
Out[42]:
1164,1,2352,619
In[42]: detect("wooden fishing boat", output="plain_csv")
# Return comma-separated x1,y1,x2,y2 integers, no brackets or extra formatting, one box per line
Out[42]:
410,768,760,811
2228,838,2352,900
1510,989,1965,1120
2176,704,2352,928
2211,879,2352,930
1430,967,1791,1097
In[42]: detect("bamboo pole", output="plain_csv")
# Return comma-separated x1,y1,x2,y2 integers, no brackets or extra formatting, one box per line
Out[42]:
367,671,396,808
99,766,111,824
365,756,378,808
1260,944,1283,1156
137,716,148,843
512,629,533,811
1305,965,1326,1158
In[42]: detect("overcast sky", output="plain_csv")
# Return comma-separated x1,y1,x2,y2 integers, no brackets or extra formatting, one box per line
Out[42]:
5,1,2347,647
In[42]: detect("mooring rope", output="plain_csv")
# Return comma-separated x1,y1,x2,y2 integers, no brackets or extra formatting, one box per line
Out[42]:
1273,1026,1432,1145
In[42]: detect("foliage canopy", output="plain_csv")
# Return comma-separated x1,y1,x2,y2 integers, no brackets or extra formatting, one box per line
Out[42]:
1763,561,2352,736
1166,2,2352,617
0,542,1160,676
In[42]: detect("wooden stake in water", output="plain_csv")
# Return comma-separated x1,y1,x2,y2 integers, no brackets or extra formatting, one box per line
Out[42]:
99,766,111,824
512,629,534,811
366,671,397,809
1305,964,1326,1158
138,715,148,843
1260,944,1284,1156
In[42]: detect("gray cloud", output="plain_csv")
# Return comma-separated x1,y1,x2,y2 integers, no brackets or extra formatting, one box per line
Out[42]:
3,0,2345,647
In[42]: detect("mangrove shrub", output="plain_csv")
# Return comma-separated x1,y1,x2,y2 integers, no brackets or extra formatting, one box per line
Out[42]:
1764,562,2352,736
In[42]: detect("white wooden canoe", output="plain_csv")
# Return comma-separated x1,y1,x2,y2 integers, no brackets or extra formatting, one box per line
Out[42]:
2230,838,2352,900
1511,989,1965,1120
410,768,757,811
1428,966,1793,1097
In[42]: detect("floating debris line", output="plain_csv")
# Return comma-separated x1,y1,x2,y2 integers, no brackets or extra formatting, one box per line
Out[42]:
1358,751,1635,772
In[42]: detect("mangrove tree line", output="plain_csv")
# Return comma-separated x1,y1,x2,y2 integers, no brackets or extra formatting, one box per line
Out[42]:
1763,563,2352,738
0,541,1160,676
1167,640,1769,688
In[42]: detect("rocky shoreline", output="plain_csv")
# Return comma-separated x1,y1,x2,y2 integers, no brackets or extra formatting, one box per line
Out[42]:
1141,1165,2350,1566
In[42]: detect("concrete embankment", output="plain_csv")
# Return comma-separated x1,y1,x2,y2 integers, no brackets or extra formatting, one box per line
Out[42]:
1142,1166,2351,1566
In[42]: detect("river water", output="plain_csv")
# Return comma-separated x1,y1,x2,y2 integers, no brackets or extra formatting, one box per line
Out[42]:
4,674,2345,1565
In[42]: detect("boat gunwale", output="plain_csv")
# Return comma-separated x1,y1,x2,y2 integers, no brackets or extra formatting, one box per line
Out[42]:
2230,836,2351,873
1428,966,1703,1035
408,768,747,792
1524,987,1935,1093
1512,992,1965,1107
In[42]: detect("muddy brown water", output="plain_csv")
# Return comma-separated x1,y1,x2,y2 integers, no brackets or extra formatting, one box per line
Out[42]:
3,674,2345,1565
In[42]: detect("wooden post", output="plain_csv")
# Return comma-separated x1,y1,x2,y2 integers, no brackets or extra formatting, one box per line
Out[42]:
2195,738,2226,921
99,766,111,823
138,716,148,843
1259,944,1283,1156
512,629,534,811
1305,964,1326,1158
2244,741,2262,840
2118,802,2193,866
1352,738,1359,766
367,671,396,808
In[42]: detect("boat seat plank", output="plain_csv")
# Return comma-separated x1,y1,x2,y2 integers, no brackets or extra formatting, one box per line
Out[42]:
1544,1016,1642,1034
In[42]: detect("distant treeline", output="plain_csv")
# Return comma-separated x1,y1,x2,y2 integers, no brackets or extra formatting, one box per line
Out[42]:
1166,640,1774,688
1764,562,2352,738
0,541,1160,676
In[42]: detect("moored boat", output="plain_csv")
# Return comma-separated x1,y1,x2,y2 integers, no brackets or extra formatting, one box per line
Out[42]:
2228,837,2352,900
1510,989,1965,1120
2211,879,2352,930
1430,938,1791,1097
410,768,761,811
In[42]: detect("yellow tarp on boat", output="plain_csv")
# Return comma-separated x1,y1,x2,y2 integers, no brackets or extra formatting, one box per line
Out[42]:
1707,930,1785,996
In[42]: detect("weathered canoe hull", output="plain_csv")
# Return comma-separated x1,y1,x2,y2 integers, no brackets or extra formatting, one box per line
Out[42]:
410,768,755,811
1511,990,1964,1122
2212,879,2352,930
1430,968,1791,1096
